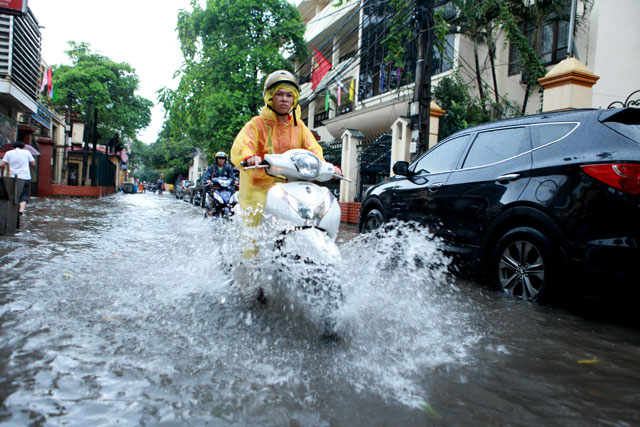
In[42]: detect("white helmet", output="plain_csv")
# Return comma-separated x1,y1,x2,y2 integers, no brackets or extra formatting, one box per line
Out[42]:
263,70,299,97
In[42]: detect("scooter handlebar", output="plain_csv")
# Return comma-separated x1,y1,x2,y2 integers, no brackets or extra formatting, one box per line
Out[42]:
242,158,270,170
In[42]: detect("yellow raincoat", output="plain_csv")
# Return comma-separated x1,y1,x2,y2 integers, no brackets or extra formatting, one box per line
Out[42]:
230,105,324,226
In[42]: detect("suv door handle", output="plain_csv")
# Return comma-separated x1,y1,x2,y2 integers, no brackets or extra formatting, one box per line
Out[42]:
496,173,520,183
428,182,444,192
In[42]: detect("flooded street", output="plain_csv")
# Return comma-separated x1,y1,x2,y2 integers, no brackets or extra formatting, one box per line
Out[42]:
1,193,639,425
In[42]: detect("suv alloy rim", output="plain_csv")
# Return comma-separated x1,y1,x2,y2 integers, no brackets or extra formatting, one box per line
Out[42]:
498,240,545,299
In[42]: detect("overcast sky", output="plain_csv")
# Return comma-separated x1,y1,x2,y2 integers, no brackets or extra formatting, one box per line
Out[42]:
29,0,196,144
29,0,302,144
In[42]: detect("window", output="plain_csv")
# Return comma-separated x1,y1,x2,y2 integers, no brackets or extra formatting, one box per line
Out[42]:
412,135,470,175
358,0,454,101
530,123,577,149
509,20,569,76
314,110,329,127
463,127,529,168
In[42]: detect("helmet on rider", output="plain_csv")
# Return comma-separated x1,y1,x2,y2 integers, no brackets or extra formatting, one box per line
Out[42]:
263,70,300,119
215,151,227,160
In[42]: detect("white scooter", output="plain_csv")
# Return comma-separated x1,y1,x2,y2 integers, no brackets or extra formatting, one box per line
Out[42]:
242,149,349,339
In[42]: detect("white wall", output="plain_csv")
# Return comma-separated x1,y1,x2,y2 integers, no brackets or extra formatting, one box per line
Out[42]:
587,0,640,108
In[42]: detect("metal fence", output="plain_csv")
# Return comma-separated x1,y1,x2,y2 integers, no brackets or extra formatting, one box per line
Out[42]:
320,139,342,198
357,133,391,201
67,151,116,187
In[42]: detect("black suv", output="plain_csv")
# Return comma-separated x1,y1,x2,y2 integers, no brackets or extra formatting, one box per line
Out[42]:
359,108,640,300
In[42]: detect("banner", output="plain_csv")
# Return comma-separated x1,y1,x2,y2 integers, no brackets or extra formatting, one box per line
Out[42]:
0,0,27,15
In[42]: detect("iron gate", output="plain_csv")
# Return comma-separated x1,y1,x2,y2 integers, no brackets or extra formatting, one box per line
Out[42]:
319,139,342,198
357,133,391,201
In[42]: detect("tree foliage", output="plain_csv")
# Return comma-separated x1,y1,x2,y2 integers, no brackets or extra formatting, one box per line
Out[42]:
434,72,518,139
44,42,153,143
159,0,307,163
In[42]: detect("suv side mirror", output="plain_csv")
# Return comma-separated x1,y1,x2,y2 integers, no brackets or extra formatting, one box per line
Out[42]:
392,161,410,176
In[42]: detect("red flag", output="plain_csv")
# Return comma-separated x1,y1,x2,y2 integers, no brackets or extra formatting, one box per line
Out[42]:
47,67,53,93
311,47,331,91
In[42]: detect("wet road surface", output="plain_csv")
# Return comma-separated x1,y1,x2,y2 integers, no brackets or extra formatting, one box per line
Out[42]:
1,193,639,425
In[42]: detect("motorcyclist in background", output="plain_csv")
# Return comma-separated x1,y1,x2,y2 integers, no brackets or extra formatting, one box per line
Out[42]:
203,152,236,186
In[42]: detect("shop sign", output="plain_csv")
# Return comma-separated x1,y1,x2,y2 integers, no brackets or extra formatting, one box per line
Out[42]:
0,0,28,15
33,103,51,129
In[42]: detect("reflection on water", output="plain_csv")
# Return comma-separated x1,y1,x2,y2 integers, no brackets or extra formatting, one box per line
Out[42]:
0,194,639,425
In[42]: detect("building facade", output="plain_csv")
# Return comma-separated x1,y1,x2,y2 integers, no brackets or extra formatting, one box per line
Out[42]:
296,0,640,202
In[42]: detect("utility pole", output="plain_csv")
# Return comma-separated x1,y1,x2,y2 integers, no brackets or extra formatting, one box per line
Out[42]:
90,108,98,186
567,0,577,58
81,99,93,187
411,0,434,159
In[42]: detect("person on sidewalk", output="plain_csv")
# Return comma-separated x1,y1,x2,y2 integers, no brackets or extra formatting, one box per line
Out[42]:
0,141,36,216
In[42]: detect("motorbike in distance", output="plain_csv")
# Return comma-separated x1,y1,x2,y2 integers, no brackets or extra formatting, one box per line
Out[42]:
242,149,350,339
204,176,239,218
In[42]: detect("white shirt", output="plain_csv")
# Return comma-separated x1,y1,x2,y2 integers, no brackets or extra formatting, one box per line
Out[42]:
2,148,35,180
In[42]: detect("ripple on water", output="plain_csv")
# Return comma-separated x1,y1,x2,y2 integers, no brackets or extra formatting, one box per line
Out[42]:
0,195,501,424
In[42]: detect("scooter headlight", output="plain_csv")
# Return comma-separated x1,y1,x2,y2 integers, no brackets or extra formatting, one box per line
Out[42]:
213,192,224,204
286,190,334,223
292,152,320,179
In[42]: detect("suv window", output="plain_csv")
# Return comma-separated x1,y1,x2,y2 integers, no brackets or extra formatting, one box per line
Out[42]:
412,135,469,174
463,127,529,168
530,122,577,148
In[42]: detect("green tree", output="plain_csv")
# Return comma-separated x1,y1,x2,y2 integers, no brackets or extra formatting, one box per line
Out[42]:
434,72,518,139
159,0,307,161
44,42,153,143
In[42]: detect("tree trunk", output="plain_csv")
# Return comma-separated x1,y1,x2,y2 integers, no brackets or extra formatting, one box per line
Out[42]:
521,82,530,115
488,36,499,105
473,42,485,110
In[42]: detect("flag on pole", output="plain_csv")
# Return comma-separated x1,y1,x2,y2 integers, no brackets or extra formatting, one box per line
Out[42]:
47,67,53,93
40,67,48,92
396,66,402,86
325,89,330,111
337,84,342,107
311,45,331,91
349,79,355,101
379,63,386,93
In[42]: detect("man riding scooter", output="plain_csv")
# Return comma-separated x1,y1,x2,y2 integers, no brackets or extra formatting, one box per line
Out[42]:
203,152,238,217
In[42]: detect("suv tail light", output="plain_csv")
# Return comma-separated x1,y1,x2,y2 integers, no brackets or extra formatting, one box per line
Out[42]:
581,163,640,195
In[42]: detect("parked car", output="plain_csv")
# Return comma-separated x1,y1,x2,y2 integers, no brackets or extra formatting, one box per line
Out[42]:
186,178,203,205
175,180,193,200
359,108,640,301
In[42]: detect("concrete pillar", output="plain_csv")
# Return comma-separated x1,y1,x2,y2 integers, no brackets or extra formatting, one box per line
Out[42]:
429,102,445,149
538,58,600,112
390,117,411,176
71,122,84,143
308,100,316,129
332,36,340,66
36,138,54,197
339,129,363,202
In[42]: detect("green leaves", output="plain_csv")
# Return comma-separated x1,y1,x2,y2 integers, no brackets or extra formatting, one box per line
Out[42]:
161,0,307,160
43,41,152,144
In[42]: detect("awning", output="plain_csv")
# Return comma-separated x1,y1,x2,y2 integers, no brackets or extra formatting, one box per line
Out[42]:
323,96,411,139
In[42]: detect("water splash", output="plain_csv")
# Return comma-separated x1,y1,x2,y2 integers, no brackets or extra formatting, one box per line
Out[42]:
1,195,483,424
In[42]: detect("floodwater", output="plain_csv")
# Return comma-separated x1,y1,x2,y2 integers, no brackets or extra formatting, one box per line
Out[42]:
1,193,639,425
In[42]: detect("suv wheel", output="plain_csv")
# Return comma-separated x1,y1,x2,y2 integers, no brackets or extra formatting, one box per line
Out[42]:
361,208,385,233
491,227,557,301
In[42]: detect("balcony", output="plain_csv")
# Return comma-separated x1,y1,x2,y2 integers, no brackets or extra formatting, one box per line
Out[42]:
0,8,40,113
